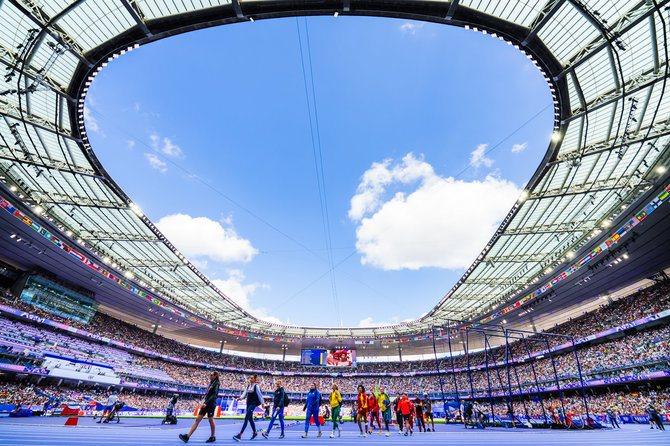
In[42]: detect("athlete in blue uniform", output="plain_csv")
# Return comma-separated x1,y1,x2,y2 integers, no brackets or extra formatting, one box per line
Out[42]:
302,383,322,438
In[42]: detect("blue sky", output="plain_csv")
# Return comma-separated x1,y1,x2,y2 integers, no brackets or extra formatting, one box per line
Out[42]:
85,16,553,328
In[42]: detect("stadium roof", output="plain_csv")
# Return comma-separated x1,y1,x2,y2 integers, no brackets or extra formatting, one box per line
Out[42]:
1,0,669,340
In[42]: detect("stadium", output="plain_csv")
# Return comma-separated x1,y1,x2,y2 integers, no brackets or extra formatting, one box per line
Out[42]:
0,0,669,445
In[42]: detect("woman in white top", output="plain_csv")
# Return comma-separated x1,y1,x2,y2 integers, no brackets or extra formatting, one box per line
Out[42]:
233,375,265,441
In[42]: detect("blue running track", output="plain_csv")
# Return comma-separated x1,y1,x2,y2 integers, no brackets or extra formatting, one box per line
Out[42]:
0,416,666,446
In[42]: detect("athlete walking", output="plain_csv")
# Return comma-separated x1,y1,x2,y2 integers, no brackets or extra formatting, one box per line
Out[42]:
368,391,381,434
233,375,265,441
378,386,392,437
180,371,220,443
422,393,435,432
329,384,343,438
414,396,425,432
262,380,287,439
302,383,322,438
398,393,412,436
393,394,403,433
356,385,369,437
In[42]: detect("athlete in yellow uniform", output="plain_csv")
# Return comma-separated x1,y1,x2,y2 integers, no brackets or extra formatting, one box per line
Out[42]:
329,384,343,438
378,386,392,436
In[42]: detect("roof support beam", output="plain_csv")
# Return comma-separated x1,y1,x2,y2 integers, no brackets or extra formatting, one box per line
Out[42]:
551,120,670,165
0,43,74,103
523,0,567,45
36,193,124,209
483,253,552,263
80,235,160,243
606,47,621,92
465,277,534,286
649,13,660,73
502,225,594,236
120,0,153,37
566,58,669,123
123,261,178,268
569,71,588,154
231,0,244,18
0,153,99,179
6,0,93,67
556,0,667,80
441,294,499,302
445,0,459,20
528,176,646,200
0,100,79,141
153,282,217,290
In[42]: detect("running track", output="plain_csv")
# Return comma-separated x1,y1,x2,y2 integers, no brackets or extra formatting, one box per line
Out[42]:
0,417,667,446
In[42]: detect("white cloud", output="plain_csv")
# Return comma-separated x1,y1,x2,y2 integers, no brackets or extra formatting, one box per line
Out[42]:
358,316,399,327
212,271,279,324
156,213,258,264
256,312,283,325
212,270,261,311
161,137,183,158
83,106,100,133
469,144,494,168
159,219,276,324
126,140,136,149
144,153,167,173
511,142,528,153
190,258,208,270
150,134,184,158
350,153,521,271
134,102,140,112
349,153,434,221
400,22,424,35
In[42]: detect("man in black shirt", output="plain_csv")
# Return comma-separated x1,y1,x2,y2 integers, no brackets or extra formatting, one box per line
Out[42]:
647,404,665,431
605,407,620,429
393,394,403,432
422,393,434,432
414,396,425,432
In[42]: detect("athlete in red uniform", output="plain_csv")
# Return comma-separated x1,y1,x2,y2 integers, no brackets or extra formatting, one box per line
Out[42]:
398,393,412,436
368,392,381,434
356,385,369,437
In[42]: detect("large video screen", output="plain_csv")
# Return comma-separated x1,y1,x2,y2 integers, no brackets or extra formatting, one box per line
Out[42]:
327,349,356,367
300,349,326,366
20,275,98,324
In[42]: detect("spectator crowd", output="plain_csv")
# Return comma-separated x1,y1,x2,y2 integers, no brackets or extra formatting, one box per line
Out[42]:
0,283,668,416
